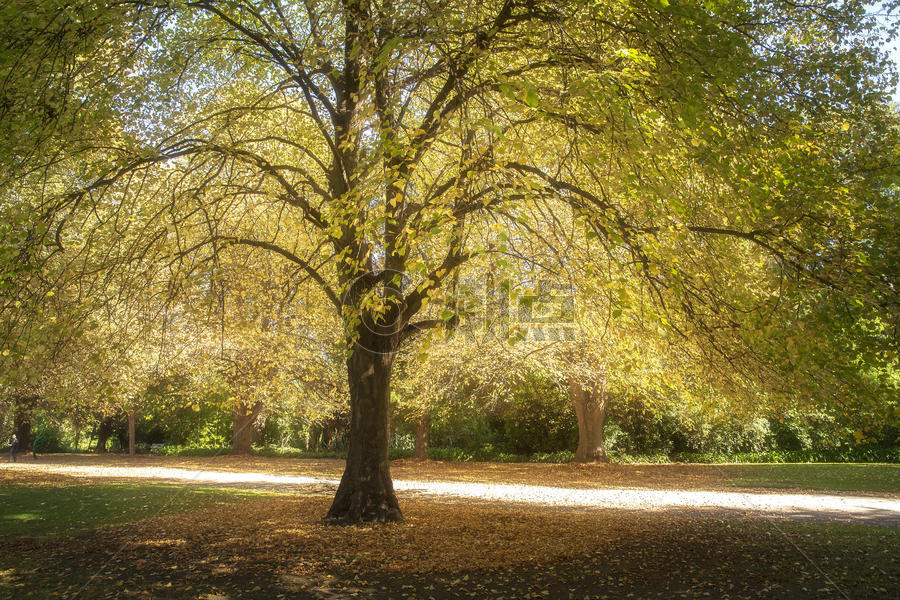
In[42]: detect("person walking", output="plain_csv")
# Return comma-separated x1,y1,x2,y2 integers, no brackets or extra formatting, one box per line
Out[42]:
7,433,18,462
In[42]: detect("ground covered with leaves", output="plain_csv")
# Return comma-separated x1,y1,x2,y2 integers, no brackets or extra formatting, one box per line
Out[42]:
1,457,897,599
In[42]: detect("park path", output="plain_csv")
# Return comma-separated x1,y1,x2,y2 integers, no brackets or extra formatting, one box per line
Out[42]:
5,460,899,526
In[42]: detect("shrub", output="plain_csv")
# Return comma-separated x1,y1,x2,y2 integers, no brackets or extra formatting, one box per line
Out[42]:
32,422,66,453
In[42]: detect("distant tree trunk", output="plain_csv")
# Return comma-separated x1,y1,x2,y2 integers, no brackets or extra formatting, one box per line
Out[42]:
320,417,340,450
14,414,31,455
127,410,136,456
96,417,114,454
232,401,264,454
307,422,321,451
414,410,430,460
251,415,265,447
569,376,609,463
325,329,403,524
12,392,38,452
115,428,128,451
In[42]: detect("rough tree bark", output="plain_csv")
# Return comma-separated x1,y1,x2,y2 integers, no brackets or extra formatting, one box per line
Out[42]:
325,326,403,524
569,376,609,463
414,410,430,460
232,401,264,454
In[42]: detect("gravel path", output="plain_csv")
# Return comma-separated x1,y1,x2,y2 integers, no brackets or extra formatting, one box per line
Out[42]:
7,462,899,525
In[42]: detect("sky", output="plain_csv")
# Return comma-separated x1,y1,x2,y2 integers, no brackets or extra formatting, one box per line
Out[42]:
872,4,900,101
891,41,900,102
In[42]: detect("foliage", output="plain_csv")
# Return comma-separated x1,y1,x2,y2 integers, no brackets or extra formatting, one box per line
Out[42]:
139,371,232,447
498,370,577,455
30,416,67,453
0,1,898,524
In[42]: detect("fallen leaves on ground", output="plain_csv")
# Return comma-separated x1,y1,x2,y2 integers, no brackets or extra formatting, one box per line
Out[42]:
2,459,898,599
1,494,897,599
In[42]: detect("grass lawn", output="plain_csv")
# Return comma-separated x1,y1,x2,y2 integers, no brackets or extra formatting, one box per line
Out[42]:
720,463,900,494
0,481,272,540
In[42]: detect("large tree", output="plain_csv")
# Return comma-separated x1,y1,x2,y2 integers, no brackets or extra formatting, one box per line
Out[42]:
4,0,898,523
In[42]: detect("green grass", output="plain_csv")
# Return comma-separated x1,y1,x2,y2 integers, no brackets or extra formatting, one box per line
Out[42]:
0,482,273,540
721,463,900,494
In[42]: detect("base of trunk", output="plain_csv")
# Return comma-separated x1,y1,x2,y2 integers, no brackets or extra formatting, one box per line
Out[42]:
573,449,609,463
324,468,404,525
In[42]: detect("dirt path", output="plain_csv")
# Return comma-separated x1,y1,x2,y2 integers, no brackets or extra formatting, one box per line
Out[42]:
4,455,898,525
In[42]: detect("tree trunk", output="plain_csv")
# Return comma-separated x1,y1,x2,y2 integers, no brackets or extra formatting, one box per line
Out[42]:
414,410,430,460
87,426,96,452
569,376,609,463
232,401,264,454
14,414,31,455
325,335,403,524
128,410,136,456
321,421,334,450
116,429,128,451
307,422,321,451
96,417,114,454
251,416,265,447
12,393,38,452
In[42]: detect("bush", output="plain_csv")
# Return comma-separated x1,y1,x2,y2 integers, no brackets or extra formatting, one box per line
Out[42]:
426,446,573,463
530,450,575,463
429,406,497,451
150,445,231,457
254,446,348,459
139,375,232,447
670,446,900,464
608,453,671,464
32,422,67,453
428,447,520,462
605,399,688,456
500,372,577,455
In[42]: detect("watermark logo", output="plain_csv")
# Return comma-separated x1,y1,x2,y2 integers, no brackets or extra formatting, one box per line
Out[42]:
342,270,578,355
515,282,576,342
